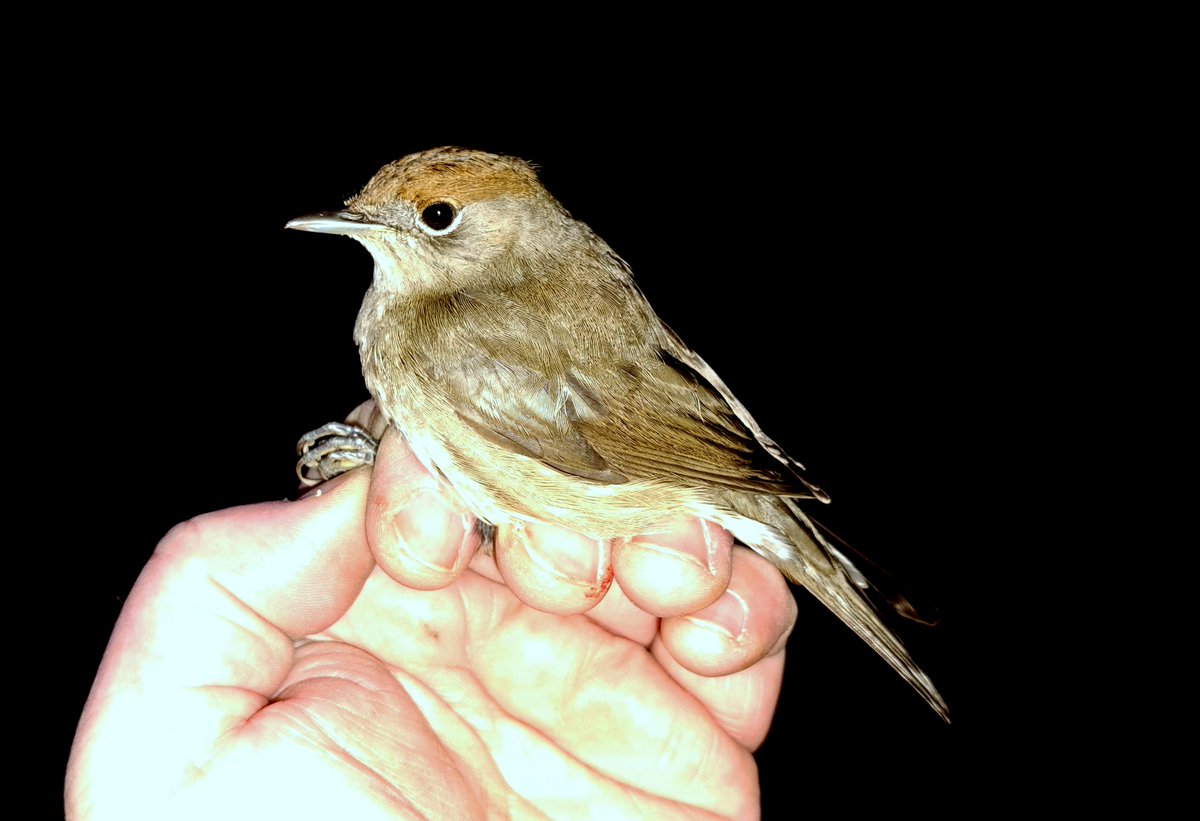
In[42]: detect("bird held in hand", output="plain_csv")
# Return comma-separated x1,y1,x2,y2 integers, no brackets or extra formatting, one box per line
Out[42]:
287,147,948,720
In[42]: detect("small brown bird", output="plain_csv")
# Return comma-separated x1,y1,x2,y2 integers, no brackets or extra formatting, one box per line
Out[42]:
287,147,948,720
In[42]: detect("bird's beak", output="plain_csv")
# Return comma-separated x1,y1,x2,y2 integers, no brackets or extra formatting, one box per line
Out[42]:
285,210,386,235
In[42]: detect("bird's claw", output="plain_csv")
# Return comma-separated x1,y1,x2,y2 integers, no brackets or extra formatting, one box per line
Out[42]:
296,421,378,486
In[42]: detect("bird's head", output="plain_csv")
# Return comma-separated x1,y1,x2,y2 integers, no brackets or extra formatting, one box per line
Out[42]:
287,147,574,296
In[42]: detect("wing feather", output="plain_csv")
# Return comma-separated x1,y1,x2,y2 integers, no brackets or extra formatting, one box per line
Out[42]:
417,277,827,499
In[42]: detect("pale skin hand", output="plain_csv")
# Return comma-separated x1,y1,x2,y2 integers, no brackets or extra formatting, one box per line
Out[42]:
67,429,797,820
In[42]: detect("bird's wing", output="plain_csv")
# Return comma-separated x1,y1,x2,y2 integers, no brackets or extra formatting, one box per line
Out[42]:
570,322,828,498
654,323,830,501
430,283,827,499
437,347,630,484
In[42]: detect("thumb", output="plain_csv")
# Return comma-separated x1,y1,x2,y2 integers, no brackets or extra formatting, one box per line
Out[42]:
67,471,374,816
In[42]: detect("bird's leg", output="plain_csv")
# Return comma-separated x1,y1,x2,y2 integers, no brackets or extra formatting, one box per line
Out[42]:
296,422,378,486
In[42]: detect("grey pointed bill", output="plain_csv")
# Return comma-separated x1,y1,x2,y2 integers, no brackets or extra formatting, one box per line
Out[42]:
286,211,385,235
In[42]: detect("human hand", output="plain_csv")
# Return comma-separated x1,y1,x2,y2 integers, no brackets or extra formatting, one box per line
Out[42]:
67,442,795,819
347,400,798,677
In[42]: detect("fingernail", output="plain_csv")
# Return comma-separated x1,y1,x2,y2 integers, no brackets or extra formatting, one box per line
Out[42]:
683,589,749,642
629,519,718,575
389,488,470,573
515,521,606,585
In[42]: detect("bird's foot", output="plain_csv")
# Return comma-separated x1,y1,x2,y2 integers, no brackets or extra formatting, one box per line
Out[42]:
296,422,378,486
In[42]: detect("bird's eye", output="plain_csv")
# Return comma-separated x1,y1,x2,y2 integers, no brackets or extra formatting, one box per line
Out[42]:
419,202,458,233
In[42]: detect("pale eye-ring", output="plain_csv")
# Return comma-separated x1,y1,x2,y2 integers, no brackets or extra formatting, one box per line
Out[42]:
418,201,460,234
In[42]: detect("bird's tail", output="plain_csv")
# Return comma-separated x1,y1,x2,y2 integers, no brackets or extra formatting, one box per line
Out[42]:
711,491,950,722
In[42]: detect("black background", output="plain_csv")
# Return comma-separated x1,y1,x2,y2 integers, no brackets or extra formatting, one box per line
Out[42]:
51,68,998,815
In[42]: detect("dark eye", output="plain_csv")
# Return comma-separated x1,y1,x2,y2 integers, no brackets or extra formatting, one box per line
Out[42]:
420,202,457,231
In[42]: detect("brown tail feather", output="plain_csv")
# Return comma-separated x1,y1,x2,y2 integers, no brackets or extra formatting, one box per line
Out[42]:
713,491,950,722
